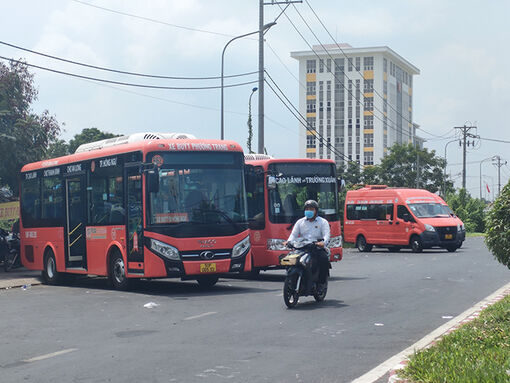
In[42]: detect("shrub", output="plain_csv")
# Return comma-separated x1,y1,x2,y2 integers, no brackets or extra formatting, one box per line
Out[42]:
485,182,510,269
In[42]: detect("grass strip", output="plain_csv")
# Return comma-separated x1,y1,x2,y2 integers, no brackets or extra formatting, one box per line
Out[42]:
399,295,510,383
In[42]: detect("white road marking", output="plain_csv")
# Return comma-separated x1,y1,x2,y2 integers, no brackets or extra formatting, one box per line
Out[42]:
184,311,217,321
23,348,77,363
351,281,510,383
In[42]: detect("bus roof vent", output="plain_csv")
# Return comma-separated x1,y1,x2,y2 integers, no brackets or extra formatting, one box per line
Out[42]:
74,132,197,153
244,153,274,161
367,185,388,190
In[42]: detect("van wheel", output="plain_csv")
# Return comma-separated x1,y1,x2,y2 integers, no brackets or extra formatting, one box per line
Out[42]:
410,236,423,253
388,246,401,252
110,251,130,290
446,245,457,252
42,250,61,285
356,235,372,252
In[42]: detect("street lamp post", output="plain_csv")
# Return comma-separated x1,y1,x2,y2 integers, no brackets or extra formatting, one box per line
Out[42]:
443,138,459,195
247,87,258,153
220,22,276,140
479,156,495,200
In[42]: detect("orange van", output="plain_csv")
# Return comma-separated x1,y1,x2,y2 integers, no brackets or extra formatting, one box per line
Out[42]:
344,185,465,253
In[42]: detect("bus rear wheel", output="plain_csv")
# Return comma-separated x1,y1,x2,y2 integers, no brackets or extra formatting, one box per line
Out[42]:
196,275,219,288
42,250,61,285
356,235,373,252
110,251,130,290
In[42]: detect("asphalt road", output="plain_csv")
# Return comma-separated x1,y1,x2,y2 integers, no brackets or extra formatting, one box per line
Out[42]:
1,236,509,383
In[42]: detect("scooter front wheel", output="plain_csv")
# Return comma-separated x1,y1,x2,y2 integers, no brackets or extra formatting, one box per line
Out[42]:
283,275,299,308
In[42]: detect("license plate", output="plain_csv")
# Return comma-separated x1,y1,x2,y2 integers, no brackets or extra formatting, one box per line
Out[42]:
445,234,453,240
200,263,216,273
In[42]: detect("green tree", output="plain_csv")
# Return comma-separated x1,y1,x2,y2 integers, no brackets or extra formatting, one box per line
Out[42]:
485,181,510,269
0,61,61,193
68,127,118,154
446,188,487,232
45,138,69,158
378,143,453,194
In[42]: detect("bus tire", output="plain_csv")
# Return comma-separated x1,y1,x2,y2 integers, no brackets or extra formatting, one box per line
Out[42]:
388,246,401,252
356,235,372,252
196,275,219,288
42,249,61,285
446,245,457,252
410,235,423,253
110,251,130,291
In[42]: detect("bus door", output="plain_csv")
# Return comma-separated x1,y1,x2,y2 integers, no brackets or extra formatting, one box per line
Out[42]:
125,166,144,274
65,175,87,268
395,205,415,245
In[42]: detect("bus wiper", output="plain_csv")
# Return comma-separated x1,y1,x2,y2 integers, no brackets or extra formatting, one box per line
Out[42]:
201,208,240,230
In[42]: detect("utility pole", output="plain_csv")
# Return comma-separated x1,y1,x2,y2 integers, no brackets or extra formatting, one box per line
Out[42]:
492,155,507,197
258,0,302,154
454,125,477,189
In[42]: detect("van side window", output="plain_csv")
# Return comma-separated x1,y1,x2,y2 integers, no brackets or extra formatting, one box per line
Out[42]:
397,205,411,219
346,203,394,221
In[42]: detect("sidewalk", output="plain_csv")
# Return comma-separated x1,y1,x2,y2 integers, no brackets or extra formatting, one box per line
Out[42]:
0,267,42,289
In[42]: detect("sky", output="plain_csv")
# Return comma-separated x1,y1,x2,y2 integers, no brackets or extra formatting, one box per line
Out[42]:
1,0,509,198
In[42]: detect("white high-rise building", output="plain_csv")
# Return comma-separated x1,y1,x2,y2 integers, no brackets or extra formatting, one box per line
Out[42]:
291,44,420,165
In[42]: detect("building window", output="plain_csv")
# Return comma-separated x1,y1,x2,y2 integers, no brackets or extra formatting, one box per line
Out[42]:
355,57,360,71
363,56,374,70
364,98,373,111
383,58,387,73
306,99,316,113
334,58,344,73
319,59,324,73
364,115,374,127
326,58,331,72
306,135,316,148
306,60,316,73
306,81,316,95
364,79,374,92
348,58,353,72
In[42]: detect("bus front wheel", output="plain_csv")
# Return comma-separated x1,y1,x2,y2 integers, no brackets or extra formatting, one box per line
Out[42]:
42,250,61,285
110,251,130,290
356,235,373,252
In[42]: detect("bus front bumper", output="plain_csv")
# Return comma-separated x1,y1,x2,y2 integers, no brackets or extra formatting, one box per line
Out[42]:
419,231,464,249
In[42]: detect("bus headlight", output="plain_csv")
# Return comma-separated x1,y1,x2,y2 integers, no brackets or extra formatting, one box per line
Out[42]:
267,239,287,251
424,224,436,232
329,235,343,248
150,239,180,261
232,236,251,259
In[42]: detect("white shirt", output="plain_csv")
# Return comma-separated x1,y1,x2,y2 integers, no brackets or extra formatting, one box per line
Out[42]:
287,216,330,245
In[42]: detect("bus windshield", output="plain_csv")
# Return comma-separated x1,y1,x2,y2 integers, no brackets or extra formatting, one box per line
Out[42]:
408,203,451,218
148,152,248,236
267,162,338,224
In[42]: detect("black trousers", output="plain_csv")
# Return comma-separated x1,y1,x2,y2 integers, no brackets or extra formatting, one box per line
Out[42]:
306,248,329,292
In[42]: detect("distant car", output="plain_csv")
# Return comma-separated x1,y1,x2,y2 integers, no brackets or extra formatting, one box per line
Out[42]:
344,185,465,253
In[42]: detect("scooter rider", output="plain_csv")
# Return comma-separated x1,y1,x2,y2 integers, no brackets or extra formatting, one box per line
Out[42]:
284,200,330,293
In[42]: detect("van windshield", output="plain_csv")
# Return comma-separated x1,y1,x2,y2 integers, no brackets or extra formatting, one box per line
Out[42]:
408,203,451,218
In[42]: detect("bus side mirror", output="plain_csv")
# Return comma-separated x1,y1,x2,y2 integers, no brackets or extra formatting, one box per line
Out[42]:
147,170,159,194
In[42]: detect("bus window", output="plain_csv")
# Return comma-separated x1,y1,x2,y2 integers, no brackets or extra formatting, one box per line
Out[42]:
42,174,64,224
397,205,413,220
89,161,124,225
246,166,265,230
21,173,41,227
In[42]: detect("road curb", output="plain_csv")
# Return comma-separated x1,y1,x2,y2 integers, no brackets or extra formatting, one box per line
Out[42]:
387,282,510,383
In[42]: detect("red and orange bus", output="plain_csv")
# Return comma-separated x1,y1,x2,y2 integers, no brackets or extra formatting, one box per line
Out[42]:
244,155,343,275
344,185,465,253
19,133,251,289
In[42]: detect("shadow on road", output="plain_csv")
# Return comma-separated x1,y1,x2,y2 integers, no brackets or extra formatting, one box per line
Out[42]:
288,298,349,311
50,275,278,298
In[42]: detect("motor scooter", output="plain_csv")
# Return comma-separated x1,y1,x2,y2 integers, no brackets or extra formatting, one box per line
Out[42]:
279,239,330,308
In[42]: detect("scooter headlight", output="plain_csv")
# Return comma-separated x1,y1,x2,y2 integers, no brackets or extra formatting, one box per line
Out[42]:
329,235,343,248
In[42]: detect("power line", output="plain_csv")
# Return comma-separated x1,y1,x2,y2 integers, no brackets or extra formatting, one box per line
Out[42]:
301,0,449,140
0,40,258,80
71,0,236,38
279,4,409,144
265,40,306,90
289,5,411,141
264,70,362,168
479,136,510,144
0,56,258,90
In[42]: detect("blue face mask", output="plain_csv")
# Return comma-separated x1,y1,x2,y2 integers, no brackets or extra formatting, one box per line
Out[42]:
304,210,314,219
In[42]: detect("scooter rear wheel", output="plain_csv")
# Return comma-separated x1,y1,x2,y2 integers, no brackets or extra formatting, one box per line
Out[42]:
283,275,299,308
